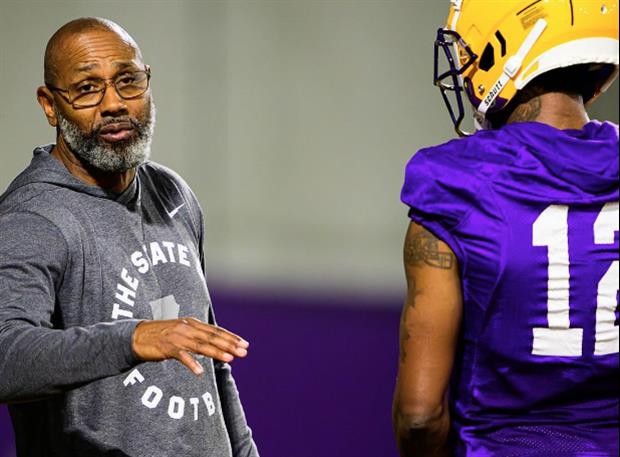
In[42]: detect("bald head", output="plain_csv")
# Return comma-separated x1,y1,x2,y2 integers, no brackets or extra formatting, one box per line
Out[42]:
44,17,142,86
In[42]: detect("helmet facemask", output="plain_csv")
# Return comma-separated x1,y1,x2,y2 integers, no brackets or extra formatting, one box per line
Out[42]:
434,28,478,136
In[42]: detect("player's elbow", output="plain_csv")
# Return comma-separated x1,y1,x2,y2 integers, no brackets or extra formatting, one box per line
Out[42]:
393,401,447,434
393,401,451,456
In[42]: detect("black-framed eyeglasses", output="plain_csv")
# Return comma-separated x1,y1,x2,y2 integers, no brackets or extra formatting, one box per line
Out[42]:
47,67,151,109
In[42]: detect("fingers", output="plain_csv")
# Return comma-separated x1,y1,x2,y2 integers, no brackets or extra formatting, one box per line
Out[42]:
183,318,250,350
179,323,249,360
131,318,251,374
175,350,205,376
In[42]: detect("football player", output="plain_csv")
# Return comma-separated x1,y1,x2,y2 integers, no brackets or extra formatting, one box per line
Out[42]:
393,1,619,456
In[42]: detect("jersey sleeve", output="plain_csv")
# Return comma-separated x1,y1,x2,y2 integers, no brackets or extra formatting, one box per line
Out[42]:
0,211,139,402
400,143,483,260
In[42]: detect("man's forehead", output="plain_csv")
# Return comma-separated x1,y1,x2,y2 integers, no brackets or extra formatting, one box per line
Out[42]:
74,61,138,73
58,30,143,75
66,30,140,59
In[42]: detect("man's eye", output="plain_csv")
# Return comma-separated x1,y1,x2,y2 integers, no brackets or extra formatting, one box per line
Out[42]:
76,82,99,93
117,75,137,86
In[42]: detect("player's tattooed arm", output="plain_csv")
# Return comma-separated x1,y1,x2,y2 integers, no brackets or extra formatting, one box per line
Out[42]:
394,222,462,457
404,228,455,270
398,227,454,362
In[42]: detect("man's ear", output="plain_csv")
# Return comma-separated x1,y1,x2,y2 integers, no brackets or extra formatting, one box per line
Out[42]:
37,86,58,127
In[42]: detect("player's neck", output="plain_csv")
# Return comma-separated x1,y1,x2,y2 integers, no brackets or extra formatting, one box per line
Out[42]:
507,92,590,131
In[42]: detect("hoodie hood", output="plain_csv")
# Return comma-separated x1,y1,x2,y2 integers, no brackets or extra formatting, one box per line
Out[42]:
502,121,619,194
1,145,137,208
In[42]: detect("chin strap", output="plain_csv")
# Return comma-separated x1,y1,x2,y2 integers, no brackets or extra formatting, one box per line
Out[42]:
478,18,548,115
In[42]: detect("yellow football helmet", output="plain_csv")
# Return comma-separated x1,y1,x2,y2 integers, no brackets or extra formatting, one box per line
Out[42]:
435,0,619,135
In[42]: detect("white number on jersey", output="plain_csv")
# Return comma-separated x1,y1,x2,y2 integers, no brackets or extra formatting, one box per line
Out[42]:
532,203,619,357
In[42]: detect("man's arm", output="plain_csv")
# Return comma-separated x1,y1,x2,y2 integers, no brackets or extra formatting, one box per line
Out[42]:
0,211,139,402
393,221,463,457
0,212,248,402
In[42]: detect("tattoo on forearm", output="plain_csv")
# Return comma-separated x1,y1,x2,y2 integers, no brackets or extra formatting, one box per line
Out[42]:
404,231,454,269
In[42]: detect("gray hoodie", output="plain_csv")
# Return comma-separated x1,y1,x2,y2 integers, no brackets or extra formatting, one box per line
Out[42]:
0,145,258,457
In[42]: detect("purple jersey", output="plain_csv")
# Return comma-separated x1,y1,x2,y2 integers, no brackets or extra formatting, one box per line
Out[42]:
401,121,619,457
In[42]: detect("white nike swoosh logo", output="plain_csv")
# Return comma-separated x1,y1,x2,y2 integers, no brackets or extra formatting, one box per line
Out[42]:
166,203,186,218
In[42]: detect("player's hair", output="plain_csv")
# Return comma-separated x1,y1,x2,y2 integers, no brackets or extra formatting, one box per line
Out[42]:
487,63,617,129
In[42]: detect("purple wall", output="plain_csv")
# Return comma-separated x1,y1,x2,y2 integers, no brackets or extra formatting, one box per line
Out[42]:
0,286,403,457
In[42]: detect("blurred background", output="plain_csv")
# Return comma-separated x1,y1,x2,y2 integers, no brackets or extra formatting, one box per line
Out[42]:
0,1,618,456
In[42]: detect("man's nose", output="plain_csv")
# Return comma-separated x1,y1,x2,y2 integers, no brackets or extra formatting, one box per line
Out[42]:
99,81,128,116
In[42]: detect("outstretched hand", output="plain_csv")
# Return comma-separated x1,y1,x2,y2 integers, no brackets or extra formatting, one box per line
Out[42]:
132,318,250,376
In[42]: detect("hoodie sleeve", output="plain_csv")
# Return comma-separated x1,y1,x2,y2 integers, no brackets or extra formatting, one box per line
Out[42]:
0,211,139,402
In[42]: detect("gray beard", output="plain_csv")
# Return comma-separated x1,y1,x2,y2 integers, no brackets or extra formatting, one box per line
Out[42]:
56,100,156,173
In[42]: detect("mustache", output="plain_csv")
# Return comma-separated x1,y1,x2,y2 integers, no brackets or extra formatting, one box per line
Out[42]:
92,115,144,135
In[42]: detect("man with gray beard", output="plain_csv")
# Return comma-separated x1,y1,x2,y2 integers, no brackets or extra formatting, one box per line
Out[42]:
0,18,259,457
54,97,156,173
